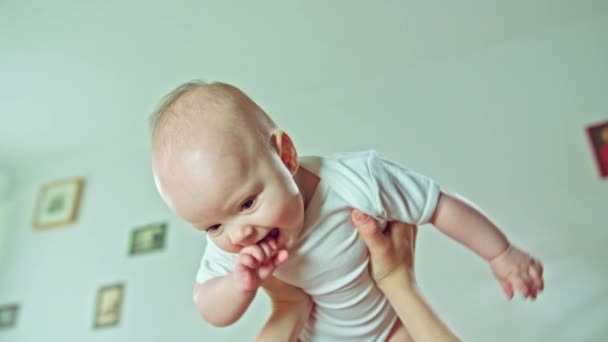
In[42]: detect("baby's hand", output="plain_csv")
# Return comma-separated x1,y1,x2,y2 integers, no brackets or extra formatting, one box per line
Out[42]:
235,238,289,292
489,245,544,300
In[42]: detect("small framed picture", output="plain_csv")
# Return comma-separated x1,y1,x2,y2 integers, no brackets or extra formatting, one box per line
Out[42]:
128,222,167,256
33,177,85,229
93,283,124,329
586,120,608,178
0,304,19,329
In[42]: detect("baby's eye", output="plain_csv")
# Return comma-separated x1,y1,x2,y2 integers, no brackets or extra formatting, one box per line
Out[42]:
205,224,221,232
240,197,257,211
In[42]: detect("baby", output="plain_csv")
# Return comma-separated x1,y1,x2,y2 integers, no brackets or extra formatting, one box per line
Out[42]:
150,81,544,341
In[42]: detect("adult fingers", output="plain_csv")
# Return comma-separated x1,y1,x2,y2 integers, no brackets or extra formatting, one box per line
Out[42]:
351,209,387,253
388,221,417,252
386,221,417,269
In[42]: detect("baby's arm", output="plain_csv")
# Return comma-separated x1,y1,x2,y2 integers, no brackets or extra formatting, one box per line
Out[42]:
193,274,256,326
430,192,509,260
430,192,543,299
194,239,288,326
364,152,543,299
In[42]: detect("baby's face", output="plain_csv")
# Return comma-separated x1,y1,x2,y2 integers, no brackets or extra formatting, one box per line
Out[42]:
153,136,305,253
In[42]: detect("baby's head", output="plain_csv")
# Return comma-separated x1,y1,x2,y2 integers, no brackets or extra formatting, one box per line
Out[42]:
150,81,305,253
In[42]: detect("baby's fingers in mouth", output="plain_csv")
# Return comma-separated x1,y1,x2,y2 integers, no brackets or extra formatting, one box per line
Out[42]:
260,228,280,248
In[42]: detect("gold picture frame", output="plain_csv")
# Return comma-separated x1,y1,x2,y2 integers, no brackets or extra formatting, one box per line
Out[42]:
33,177,84,229
128,222,167,256
93,283,124,329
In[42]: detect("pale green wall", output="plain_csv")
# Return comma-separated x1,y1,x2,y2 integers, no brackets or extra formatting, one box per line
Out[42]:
0,200,13,265
1,2,607,341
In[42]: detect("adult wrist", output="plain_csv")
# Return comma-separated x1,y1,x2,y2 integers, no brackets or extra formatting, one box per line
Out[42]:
377,265,415,294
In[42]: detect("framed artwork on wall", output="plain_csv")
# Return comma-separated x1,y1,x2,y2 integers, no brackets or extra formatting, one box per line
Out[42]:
32,177,84,229
0,304,19,329
586,120,608,178
93,283,124,329
128,222,167,256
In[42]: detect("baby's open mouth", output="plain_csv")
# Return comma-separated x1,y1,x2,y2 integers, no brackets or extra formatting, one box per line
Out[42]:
260,227,280,243
268,227,280,239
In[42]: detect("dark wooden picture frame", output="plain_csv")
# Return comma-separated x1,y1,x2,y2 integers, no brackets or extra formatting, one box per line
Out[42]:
93,283,124,329
128,222,167,256
0,304,19,329
586,120,608,178
33,177,84,229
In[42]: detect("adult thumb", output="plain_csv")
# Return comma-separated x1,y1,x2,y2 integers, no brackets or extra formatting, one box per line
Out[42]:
351,209,385,251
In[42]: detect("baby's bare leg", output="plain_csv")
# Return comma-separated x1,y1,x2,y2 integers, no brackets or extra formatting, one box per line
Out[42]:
386,319,413,342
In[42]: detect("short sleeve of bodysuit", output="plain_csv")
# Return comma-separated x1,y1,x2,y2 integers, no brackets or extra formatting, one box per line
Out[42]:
317,150,441,225
195,235,237,283
365,151,441,225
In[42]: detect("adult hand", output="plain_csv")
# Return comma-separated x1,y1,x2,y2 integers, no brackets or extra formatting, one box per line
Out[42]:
351,209,418,284
351,209,461,342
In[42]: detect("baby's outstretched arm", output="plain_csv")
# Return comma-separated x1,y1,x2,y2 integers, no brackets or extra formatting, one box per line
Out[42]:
430,192,544,299
193,238,288,326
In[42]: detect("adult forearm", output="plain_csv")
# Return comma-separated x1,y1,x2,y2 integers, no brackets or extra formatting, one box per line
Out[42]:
431,192,509,260
256,300,311,342
378,267,459,342
193,275,256,327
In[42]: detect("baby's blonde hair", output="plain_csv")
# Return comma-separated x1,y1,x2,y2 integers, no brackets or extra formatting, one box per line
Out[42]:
150,80,278,152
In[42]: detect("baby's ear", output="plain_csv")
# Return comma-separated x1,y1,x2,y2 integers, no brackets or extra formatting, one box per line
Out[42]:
272,130,299,174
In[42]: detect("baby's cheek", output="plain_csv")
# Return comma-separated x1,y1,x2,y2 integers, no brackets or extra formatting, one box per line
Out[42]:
274,201,298,227
212,235,241,253
264,186,303,229
270,202,290,226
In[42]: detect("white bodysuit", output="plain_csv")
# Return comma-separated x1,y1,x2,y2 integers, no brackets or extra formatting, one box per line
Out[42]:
196,151,441,341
